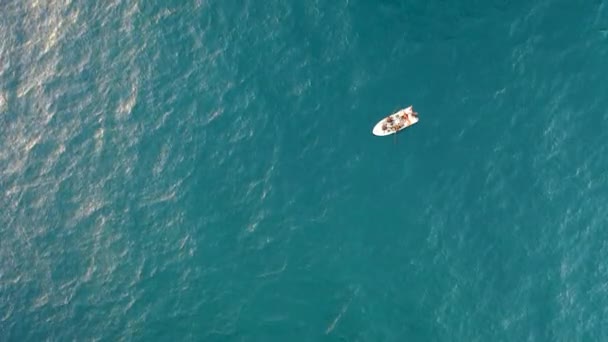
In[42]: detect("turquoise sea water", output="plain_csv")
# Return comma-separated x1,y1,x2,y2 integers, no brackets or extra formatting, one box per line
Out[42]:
2,0,608,340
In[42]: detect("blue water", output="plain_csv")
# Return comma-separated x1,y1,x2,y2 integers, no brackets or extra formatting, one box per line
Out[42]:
2,0,608,340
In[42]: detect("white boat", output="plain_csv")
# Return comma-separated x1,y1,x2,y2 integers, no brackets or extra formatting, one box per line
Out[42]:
372,106,419,136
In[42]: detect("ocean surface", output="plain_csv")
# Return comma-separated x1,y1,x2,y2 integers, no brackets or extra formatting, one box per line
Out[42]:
1,0,608,340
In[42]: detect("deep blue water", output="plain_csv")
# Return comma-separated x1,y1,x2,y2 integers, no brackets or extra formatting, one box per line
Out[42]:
1,0,608,340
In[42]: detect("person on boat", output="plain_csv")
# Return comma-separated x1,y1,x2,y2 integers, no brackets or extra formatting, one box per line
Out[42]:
411,107,419,118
